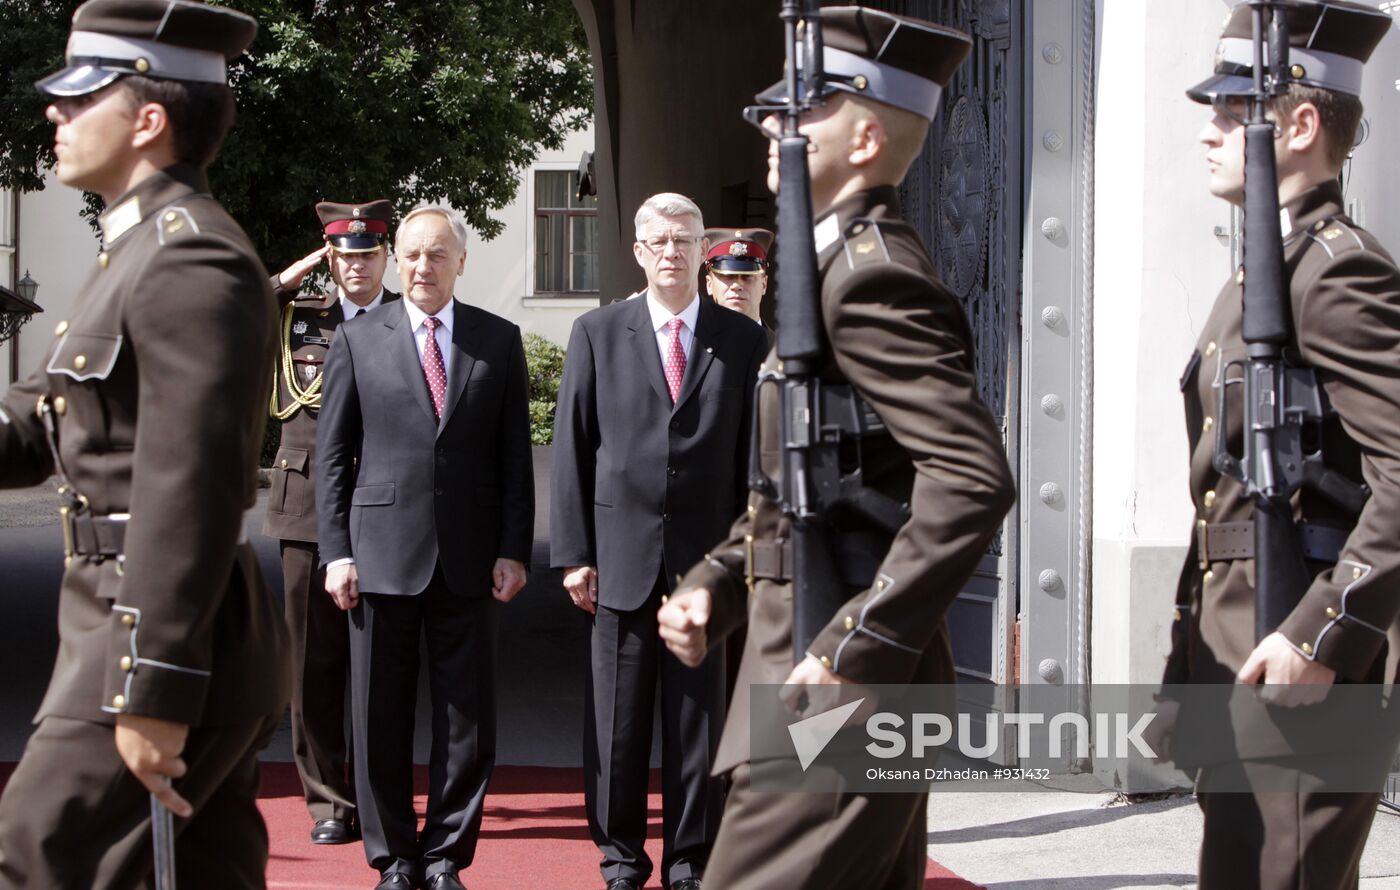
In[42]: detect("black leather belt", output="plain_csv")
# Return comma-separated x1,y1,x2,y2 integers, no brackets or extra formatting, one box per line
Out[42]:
1197,519,1348,567
747,531,889,589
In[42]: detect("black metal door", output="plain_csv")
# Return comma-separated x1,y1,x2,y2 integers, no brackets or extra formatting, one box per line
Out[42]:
858,0,1024,686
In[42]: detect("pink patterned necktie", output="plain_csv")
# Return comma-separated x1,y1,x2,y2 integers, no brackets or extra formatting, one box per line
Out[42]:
421,316,447,419
664,317,686,404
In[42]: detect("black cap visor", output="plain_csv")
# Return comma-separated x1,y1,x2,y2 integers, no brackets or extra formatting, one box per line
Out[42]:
708,256,767,275
327,234,388,253
1186,73,1256,105
35,64,124,98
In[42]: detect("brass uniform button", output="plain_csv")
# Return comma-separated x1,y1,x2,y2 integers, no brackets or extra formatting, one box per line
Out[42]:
1203,570,1214,583
1205,341,1217,357
819,655,831,668
1203,490,1216,510
875,579,886,592
99,252,110,269
53,396,67,416
1173,608,1183,622
121,613,135,627
747,504,757,518
844,616,855,630
164,211,178,222
1202,416,1214,433
1290,63,1305,79
1353,566,1363,580
112,694,126,709
280,459,288,468
119,656,133,671
135,57,150,73
1301,642,1314,657
54,320,69,337
1314,220,1327,232
852,74,869,91
1235,268,1244,285
1325,607,1338,619
74,355,87,371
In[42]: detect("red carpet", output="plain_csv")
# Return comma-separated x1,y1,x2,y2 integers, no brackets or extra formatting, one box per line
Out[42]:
1,762,980,888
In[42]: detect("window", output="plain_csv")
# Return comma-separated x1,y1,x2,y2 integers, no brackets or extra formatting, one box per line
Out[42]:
534,170,598,294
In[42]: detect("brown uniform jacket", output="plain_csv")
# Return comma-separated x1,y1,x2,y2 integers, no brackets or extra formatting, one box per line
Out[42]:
678,187,1016,771
0,165,290,727
263,287,399,542
1166,180,1400,686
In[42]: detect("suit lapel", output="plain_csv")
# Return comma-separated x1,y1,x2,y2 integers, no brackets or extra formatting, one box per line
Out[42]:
672,298,721,413
628,296,672,406
438,302,477,434
387,306,437,424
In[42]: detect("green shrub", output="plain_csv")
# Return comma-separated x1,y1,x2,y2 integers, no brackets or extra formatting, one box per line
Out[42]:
524,333,566,446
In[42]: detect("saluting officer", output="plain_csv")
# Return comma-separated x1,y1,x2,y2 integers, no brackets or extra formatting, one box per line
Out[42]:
658,8,1015,889
702,227,773,326
1162,3,1398,887
265,200,400,846
0,1,290,887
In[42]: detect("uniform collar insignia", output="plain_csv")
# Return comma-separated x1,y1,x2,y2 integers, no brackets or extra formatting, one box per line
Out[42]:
99,196,143,245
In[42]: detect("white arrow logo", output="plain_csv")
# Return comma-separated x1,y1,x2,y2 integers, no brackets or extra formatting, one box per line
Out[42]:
788,698,865,771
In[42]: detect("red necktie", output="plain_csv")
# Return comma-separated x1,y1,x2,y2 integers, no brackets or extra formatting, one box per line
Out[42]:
421,316,447,419
664,317,686,404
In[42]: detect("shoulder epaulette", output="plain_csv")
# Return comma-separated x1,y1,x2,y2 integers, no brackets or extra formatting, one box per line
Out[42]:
155,206,200,246
842,218,890,270
1303,215,1366,259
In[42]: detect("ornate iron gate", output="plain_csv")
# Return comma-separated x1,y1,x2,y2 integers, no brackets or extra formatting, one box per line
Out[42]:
861,0,1024,687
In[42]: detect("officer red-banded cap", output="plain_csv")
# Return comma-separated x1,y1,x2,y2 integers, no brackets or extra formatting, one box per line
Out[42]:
37,0,257,98
704,228,774,275
1187,0,1392,104
316,200,392,253
754,7,971,122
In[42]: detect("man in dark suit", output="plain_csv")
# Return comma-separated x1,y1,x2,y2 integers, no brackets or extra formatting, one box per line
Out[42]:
551,192,768,890
265,199,400,845
0,1,290,886
316,205,533,890
659,9,1014,889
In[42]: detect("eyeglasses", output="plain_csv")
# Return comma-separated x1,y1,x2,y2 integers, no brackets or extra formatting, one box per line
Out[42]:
638,234,702,253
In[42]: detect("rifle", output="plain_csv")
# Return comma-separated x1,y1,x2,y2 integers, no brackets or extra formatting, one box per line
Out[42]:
1211,1,1369,643
744,1,910,663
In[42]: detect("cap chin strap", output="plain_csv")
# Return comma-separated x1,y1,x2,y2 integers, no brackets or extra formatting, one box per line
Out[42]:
1216,37,1364,96
67,30,227,84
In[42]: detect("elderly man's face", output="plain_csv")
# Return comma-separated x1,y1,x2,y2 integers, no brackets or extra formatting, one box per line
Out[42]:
331,246,388,306
396,213,465,315
633,214,705,293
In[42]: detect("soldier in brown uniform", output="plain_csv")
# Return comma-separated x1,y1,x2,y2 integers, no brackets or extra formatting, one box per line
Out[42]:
1159,2,1399,887
702,227,773,326
265,199,399,845
658,9,1015,889
0,0,289,887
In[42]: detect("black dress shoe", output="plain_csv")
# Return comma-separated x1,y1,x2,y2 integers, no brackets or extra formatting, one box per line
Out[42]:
669,880,702,890
605,879,641,890
423,873,466,890
373,873,414,890
311,818,355,845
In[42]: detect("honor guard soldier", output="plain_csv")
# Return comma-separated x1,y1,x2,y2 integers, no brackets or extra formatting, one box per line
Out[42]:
0,1,291,887
265,200,399,846
1158,3,1399,887
702,227,773,326
659,8,1015,889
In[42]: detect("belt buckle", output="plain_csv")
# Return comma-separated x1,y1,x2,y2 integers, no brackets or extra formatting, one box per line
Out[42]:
744,534,755,594
1196,519,1210,570
57,487,90,567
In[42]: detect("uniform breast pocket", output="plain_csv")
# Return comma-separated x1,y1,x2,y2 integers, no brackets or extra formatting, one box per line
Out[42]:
270,446,310,515
47,332,123,382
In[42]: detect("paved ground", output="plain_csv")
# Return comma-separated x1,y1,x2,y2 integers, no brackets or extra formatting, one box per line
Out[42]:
6,482,1400,887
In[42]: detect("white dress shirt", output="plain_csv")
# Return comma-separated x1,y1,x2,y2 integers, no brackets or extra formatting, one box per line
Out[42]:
645,291,699,366
403,298,455,378
339,287,385,319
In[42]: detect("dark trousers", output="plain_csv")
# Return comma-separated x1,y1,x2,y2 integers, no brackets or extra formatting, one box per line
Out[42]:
585,572,726,886
704,762,927,890
1197,764,1380,890
281,540,355,824
349,565,498,880
0,713,278,890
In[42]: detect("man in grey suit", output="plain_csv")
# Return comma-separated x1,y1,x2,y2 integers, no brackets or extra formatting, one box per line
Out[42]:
316,205,533,890
551,192,768,890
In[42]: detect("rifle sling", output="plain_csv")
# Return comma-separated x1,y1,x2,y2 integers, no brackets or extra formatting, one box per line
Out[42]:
749,531,887,589
1199,519,1349,564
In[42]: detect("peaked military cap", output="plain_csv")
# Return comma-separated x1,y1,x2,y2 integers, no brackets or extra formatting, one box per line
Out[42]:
704,228,774,275
317,200,393,253
1188,0,1392,103
754,7,971,121
37,0,257,98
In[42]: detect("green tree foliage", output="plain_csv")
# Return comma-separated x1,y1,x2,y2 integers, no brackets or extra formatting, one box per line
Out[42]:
0,0,593,270
523,332,564,446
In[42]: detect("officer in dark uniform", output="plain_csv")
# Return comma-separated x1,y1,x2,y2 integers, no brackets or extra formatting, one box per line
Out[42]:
265,200,399,845
658,9,1015,889
0,0,289,887
702,228,773,326
1161,3,1398,887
